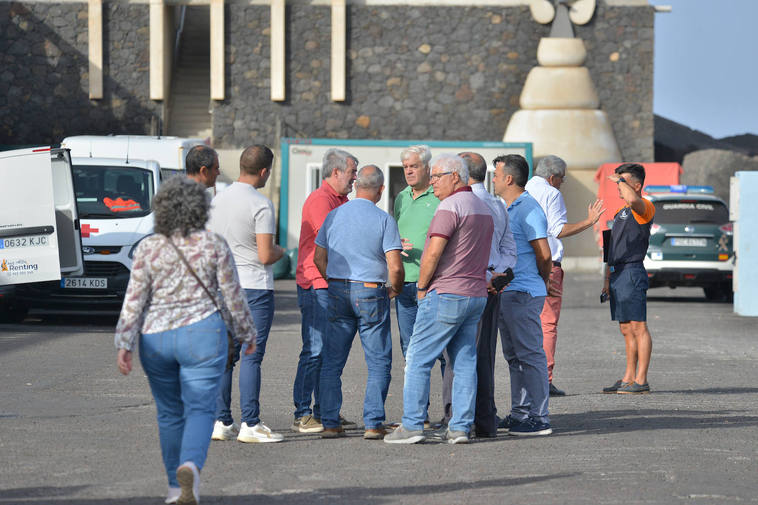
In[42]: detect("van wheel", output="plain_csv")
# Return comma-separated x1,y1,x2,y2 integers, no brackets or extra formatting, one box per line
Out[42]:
0,303,29,323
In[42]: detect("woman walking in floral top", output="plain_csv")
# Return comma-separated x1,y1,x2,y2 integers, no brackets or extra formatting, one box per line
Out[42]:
115,176,257,505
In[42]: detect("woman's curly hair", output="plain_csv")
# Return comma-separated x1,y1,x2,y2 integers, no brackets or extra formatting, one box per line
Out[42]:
152,176,210,237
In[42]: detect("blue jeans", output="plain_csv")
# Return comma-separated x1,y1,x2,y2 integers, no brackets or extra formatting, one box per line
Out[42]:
498,290,550,423
216,289,274,426
293,286,328,418
320,281,392,429
139,311,227,488
395,282,419,357
396,282,446,373
402,290,486,433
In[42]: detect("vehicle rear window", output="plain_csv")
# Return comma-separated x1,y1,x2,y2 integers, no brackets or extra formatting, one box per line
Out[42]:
653,200,729,225
73,165,154,219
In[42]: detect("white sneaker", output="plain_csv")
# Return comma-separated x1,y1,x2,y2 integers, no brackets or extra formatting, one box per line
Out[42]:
211,420,239,441
176,461,200,505
237,422,284,443
165,486,181,504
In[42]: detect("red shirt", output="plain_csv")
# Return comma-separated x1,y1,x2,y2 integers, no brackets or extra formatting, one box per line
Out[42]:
296,182,348,289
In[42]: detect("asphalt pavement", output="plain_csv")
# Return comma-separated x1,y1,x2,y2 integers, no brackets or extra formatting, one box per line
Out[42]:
1,273,757,504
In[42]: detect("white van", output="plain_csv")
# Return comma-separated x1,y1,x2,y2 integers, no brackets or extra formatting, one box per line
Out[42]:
61,135,205,174
13,156,161,310
12,135,204,312
1,146,84,321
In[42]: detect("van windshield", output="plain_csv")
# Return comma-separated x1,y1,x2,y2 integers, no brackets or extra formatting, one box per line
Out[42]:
73,165,154,219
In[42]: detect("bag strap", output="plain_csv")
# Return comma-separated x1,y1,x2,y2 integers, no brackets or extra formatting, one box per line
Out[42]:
165,237,221,312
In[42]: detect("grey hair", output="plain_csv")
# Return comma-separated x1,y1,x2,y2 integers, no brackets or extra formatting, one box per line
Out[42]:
322,148,358,180
355,164,384,189
459,152,487,182
153,176,210,237
430,153,468,182
400,145,432,169
535,155,567,179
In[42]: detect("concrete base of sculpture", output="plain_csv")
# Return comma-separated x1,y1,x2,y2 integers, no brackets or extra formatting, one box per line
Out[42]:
505,109,622,170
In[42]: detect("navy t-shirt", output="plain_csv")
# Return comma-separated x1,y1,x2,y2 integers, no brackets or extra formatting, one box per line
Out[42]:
607,199,655,266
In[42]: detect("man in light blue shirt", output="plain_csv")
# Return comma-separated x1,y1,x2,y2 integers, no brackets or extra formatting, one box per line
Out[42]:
313,165,404,439
492,154,553,436
440,151,517,438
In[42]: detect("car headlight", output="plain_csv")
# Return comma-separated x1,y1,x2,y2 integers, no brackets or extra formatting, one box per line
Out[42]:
128,234,153,259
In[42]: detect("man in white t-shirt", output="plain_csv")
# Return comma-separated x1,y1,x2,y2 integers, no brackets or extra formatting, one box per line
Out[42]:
208,145,286,443
525,155,605,396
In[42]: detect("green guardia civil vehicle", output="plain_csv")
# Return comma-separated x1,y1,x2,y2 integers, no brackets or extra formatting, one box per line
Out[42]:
643,185,734,301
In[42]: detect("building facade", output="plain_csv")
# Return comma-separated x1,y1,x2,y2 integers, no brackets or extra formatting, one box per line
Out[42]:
1,0,654,163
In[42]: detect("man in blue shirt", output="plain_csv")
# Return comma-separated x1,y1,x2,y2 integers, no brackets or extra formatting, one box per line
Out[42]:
313,165,404,439
492,154,553,436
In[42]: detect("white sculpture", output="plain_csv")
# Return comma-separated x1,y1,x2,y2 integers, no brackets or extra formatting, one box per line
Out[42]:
505,0,622,171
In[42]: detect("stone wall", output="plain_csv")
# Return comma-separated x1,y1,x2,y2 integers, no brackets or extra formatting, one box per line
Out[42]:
0,1,158,145
1,1,653,162
215,2,654,161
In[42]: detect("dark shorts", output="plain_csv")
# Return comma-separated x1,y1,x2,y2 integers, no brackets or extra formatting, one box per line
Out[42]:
609,263,648,322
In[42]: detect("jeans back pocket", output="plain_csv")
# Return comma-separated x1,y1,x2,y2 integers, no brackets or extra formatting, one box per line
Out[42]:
185,323,224,363
437,294,467,324
357,296,385,325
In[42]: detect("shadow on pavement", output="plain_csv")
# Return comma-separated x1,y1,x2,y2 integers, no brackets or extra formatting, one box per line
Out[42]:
652,387,758,395
647,294,729,304
552,408,758,436
0,473,578,504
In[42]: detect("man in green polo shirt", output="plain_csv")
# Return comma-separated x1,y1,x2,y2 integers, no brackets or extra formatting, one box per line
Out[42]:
393,145,443,426
394,145,439,354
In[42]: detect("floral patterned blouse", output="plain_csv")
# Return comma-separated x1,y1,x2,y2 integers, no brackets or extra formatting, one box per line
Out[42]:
114,230,257,351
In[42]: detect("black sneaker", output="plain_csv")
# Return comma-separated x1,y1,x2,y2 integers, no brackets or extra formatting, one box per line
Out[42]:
549,383,566,396
508,418,552,436
497,415,519,432
602,380,631,394
428,426,448,441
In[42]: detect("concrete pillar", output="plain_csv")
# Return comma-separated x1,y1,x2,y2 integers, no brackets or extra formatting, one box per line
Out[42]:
210,0,225,101
149,0,165,101
732,172,758,316
87,0,103,100
331,0,346,102
271,0,285,101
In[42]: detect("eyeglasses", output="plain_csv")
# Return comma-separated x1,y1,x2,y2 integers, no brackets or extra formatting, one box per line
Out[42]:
430,171,455,182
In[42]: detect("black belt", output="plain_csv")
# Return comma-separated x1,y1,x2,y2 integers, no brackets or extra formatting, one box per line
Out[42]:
553,261,561,267
328,278,385,288
608,262,643,273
